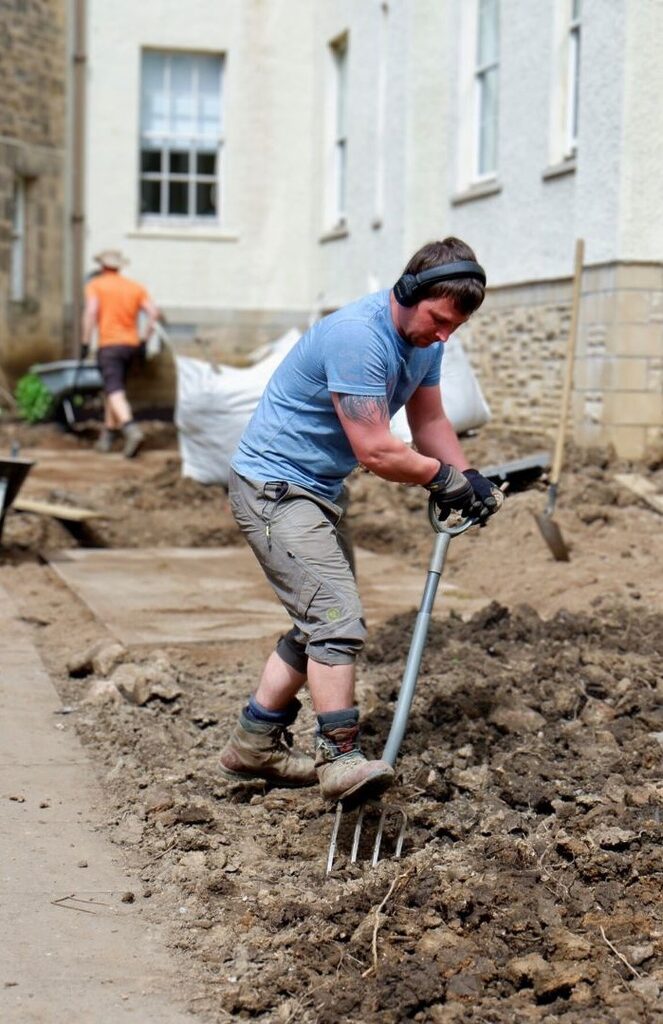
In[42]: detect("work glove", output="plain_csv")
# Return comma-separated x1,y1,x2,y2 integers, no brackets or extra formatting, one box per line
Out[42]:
424,463,476,521
462,468,504,520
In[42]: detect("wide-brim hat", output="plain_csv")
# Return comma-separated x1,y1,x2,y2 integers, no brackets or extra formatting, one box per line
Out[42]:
93,249,129,270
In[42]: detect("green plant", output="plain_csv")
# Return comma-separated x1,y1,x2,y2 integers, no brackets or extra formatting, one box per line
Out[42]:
14,373,54,423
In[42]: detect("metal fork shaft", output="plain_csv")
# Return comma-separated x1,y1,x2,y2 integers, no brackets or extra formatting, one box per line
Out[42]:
381,531,451,766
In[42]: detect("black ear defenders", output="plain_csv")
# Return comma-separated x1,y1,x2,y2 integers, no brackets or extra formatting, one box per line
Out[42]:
393,260,486,307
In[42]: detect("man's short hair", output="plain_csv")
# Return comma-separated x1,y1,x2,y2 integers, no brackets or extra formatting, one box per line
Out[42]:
401,237,485,315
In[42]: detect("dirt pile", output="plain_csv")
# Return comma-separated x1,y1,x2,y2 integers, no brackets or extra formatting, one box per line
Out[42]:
24,595,663,1023
2,420,662,1021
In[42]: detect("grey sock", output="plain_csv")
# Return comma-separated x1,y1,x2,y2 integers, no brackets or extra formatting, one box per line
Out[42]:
316,708,359,734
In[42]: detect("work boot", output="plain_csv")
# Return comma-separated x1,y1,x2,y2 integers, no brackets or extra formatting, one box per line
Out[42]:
315,712,395,806
94,428,117,454
218,710,316,788
122,421,144,458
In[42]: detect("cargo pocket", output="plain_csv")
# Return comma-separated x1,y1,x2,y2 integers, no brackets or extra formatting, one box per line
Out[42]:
286,549,322,619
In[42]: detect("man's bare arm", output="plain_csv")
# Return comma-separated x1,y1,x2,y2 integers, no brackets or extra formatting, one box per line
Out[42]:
332,392,438,484
337,393,391,426
140,296,159,341
405,385,470,471
82,294,99,347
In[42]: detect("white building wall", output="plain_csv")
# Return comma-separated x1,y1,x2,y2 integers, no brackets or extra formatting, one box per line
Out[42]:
403,0,452,255
448,0,628,285
310,0,413,311
86,0,315,318
573,0,625,268
84,0,662,314
619,0,663,260
79,0,661,454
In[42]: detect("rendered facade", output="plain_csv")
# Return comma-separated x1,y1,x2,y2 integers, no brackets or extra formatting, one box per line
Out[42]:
78,0,662,455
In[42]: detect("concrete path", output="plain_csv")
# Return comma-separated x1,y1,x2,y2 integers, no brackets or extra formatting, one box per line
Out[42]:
0,582,195,1024
47,545,482,646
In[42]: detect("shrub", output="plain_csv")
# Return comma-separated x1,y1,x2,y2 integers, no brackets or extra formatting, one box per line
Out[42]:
14,373,54,423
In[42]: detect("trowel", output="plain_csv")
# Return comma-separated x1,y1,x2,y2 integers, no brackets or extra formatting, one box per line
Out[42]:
535,239,584,562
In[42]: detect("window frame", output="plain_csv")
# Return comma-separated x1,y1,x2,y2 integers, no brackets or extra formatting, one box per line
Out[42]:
327,32,349,229
565,0,581,156
138,50,224,227
372,3,388,229
474,0,500,182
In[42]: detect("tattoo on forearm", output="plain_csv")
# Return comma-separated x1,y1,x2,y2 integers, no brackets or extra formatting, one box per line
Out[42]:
338,394,390,425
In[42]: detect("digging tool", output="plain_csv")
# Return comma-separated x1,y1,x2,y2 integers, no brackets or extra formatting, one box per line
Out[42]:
534,238,584,562
325,499,478,874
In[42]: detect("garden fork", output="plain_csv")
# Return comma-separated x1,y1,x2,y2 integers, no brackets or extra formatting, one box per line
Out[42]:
325,499,478,874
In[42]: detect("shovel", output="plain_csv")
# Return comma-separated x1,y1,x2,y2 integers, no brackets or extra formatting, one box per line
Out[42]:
535,238,584,562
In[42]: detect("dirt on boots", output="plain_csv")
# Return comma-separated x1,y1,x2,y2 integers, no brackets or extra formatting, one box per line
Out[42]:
315,723,395,806
219,711,316,788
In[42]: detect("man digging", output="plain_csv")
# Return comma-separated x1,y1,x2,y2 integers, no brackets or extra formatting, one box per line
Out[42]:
219,237,503,805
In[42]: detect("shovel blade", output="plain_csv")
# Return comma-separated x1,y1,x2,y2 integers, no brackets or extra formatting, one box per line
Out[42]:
534,512,570,562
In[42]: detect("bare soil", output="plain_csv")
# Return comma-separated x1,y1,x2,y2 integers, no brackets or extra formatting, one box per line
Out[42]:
1,419,662,1023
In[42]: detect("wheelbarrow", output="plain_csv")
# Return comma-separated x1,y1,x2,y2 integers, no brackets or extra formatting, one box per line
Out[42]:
325,498,479,873
29,359,103,431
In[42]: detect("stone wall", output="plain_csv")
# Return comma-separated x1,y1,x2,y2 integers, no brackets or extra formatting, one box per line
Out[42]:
462,265,663,460
575,263,663,459
463,278,573,436
0,0,67,386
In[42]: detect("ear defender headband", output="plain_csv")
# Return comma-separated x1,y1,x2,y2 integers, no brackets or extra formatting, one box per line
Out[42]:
393,260,487,307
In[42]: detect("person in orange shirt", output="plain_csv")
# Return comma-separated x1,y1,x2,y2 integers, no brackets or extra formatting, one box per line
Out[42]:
82,250,159,457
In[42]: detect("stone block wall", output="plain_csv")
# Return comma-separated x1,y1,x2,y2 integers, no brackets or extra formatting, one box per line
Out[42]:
574,264,663,459
462,278,574,436
0,0,67,387
462,265,663,460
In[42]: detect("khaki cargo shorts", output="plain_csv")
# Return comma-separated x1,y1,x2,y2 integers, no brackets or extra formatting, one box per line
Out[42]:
228,468,366,666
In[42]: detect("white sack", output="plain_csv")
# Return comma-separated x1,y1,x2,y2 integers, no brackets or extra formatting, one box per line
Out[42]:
176,327,490,486
175,329,300,485
390,333,491,442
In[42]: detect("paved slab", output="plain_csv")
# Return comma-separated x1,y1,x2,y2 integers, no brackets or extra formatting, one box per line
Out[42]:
14,447,173,499
0,582,195,1024
47,545,477,645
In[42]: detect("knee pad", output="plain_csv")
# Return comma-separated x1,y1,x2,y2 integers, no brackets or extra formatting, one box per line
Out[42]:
276,627,308,675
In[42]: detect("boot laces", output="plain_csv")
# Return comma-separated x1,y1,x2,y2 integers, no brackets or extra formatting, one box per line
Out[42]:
279,727,294,749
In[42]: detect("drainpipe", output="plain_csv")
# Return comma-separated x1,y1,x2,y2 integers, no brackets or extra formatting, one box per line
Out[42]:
70,0,87,357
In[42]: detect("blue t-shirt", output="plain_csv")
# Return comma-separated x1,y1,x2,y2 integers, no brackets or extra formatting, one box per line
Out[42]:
231,289,442,501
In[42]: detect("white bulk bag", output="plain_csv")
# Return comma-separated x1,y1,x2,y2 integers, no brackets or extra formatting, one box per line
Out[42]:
175,329,300,485
390,333,491,442
176,328,490,485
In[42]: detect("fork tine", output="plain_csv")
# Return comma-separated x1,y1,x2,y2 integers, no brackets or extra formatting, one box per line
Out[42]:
393,808,408,859
371,806,389,866
349,805,366,864
371,806,408,866
325,801,344,876
326,801,409,874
